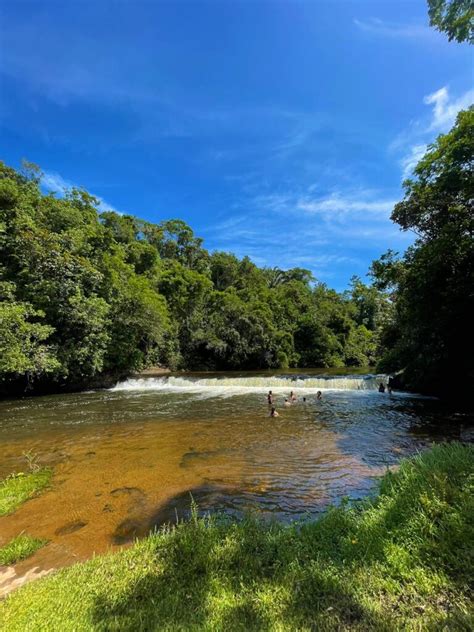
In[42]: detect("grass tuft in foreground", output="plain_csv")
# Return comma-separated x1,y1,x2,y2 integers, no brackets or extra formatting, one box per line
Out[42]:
1,443,473,631
0,469,52,517
0,535,48,566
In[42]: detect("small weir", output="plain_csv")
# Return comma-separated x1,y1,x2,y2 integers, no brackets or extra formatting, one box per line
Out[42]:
112,373,388,394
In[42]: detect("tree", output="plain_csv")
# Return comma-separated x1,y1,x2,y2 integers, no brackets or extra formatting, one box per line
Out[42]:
210,252,241,291
0,158,390,390
153,219,209,272
427,0,474,43
0,298,59,380
372,109,474,395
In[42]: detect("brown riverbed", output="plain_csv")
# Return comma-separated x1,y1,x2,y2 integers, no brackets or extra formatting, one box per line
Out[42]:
1,372,471,594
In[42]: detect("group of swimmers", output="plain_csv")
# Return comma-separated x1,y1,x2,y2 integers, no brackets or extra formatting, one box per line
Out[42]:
267,381,393,417
267,389,322,417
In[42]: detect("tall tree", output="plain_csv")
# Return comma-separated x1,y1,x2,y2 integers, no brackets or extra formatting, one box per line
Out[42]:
372,108,474,395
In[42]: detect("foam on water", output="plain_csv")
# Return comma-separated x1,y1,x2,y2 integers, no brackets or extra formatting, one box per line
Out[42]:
111,374,388,395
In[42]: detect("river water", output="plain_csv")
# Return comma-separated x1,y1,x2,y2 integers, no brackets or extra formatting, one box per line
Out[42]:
0,370,472,579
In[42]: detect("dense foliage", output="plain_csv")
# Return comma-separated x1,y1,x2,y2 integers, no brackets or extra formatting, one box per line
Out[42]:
1,443,472,630
427,0,474,43
0,162,387,393
372,108,474,395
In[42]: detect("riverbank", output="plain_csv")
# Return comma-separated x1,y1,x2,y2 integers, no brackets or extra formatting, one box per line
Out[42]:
1,443,472,630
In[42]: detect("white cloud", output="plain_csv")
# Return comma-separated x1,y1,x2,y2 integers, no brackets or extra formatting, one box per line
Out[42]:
424,86,474,132
41,171,72,194
248,190,397,222
252,187,398,221
296,192,396,217
400,144,427,179
393,86,473,179
353,18,435,39
41,170,118,213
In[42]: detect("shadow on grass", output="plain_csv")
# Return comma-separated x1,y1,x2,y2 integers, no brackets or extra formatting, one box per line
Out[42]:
92,490,384,631
90,444,473,630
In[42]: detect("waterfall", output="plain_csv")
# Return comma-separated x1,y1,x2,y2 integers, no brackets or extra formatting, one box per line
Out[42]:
111,374,387,393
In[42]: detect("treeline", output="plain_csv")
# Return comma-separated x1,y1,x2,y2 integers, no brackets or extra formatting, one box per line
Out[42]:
1,107,471,397
0,162,389,393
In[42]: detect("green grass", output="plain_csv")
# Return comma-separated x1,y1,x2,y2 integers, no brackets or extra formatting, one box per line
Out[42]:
0,469,52,516
1,443,473,631
0,535,48,566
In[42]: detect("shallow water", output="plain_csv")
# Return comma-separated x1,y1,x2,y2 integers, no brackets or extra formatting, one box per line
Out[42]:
0,371,472,577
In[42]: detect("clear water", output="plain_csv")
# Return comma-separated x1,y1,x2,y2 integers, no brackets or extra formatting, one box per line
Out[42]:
0,371,472,572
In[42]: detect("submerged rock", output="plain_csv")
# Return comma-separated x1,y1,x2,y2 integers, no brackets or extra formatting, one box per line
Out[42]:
55,520,87,535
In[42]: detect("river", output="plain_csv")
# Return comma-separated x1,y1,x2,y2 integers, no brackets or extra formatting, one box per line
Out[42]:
0,370,472,586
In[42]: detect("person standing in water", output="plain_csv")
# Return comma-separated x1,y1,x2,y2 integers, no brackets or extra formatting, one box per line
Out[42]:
269,406,279,417
284,398,291,407
290,390,297,402
316,391,322,400
267,390,273,405
378,383,386,393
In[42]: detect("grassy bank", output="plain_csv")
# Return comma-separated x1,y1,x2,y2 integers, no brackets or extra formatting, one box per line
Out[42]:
0,535,47,566
0,469,52,516
1,443,473,630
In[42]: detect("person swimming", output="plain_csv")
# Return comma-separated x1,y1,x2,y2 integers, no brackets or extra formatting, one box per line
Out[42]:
378,383,386,393
302,397,307,403
267,390,273,405
269,406,279,417
284,398,291,407
316,391,322,400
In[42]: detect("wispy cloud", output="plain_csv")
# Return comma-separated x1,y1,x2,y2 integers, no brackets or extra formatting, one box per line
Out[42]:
296,192,396,217
200,185,408,288
424,86,474,132
391,86,474,179
250,189,397,221
400,144,427,179
41,170,118,213
353,18,435,39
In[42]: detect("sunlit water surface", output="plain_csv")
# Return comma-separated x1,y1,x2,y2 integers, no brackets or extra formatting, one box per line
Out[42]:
0,371,472,576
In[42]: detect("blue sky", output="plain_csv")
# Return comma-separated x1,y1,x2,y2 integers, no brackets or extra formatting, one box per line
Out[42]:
1,1,472,290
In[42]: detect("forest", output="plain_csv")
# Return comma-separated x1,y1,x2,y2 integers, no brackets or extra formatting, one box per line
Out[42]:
0,106,472,398
0,161,388,393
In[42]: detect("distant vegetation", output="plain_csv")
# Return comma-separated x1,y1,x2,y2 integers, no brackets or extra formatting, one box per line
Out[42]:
0,160,390,394
1,443,472,630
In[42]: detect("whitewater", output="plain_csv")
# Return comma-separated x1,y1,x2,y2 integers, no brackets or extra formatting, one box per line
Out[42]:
111,374,389,396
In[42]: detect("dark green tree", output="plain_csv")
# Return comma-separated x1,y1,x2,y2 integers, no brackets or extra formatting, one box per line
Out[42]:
372,109,474,395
